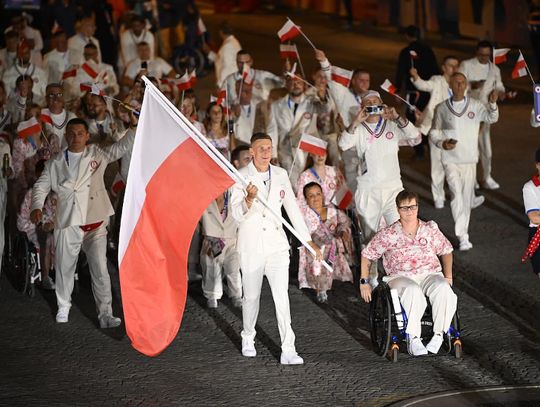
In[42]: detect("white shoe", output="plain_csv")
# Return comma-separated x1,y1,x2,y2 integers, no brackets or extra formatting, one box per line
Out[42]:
472,195,485,209
434,200,444,209
280,352,304,365
99,314,122,328
316,291,328,303
459,238,473,251
56,307,69,323
426,333,444,354
474,181,479,189
483,177,500,190
241,339,256,357
407,336,428,356
207,299,218,308
232,298,242,308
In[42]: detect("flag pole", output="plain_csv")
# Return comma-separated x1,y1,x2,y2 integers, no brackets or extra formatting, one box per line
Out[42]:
296,52,307,79
381,88,416,110
520,49,537,86
140,77,332,272
286,17,316,50
286,71,317,90
288,145,300,178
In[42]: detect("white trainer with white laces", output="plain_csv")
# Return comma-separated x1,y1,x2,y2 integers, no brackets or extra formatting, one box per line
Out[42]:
471,195,485,209
483,177,500,190
99,315,122,329
241,339,256,357
207,299,218,308
434,200,444,209
459,238,473,251
56,307,69,323
280,352,304,365
407,336,428,356
426,333,444,354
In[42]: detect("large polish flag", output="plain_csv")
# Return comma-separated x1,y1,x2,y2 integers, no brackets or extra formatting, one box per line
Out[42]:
298,133,327,156
512,51,528,79
119,78,236,356
278,19,301,42
331,66,353,87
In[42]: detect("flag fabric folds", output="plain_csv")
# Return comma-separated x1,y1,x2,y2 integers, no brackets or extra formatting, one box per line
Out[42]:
280,44,298,60
332,184,353,210
119,78,236,356
40,108,53,125
298,133,327,156
331,66,353,87
278,19,301,42
81,61,99,79
512,51,528,79
493,48,510,65
17,117,41,138
380,79,397,95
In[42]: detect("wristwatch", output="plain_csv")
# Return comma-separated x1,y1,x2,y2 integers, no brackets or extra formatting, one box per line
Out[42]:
360,278,369,285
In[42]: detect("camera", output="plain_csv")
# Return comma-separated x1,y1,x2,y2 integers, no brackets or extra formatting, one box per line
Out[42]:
365,105,384,115
141,61,148,70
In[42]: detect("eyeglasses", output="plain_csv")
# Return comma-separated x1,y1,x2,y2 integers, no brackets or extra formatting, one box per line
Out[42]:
398,204,418,212
47,92,63,98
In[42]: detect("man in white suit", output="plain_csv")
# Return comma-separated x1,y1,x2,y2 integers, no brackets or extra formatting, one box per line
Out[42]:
30,118,135,327
206,22,242,87
200,190,242,309
230,133,322,365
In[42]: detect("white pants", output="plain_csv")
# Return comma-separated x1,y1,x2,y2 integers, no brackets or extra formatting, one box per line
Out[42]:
240,250,295,353
444,163,475,240
355,186,401,242
342,148,359,195
54,222,113,318
429,140,445,204
478,123,493,182
387,273,457,338
201,238,242,300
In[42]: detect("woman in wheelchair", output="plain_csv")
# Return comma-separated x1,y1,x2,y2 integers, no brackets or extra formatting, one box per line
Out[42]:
359,190,457,356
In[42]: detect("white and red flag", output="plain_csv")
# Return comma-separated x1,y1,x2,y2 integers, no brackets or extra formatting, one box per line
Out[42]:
197,17,207,36
280,44,298,60
380,79,397,95
40,108,53,125
81,61,99,79
80,82,104,96
298,133,327,156
241,63,254,85
62,66,77,80
278,19,301,42
332,184,353,210
174,71,196,91
119,78,236,356
17,117,41,138
493,48,511,65
211,89,227,106
331,66,353,87
512,51,528,79
409,50,418,59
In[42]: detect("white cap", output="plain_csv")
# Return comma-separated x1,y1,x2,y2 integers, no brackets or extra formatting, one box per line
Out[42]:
361,90,382,101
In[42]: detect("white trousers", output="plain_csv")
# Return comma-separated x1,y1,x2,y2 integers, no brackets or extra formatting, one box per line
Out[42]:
54,222,113,318
387,273,457,338
240,250,295,353
355,186,401,242
201,238,242,300
478,123,493,182
444,163,475,240
429,140,445,204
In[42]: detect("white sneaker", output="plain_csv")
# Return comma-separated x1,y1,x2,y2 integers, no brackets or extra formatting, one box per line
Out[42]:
472,195,485,209
99,314,122,328
459,238,473,251
241,339,256,357
207,299,218,308
232,298,242,308
280,352,304,365
316,291,328,303
407,336,428,356
426,333,444,354
434,200,444,209
474,181,479,189
56,307,69,323
483,177,500,190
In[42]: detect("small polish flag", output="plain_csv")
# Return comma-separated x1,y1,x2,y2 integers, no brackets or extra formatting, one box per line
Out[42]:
493,48,511,65
111,172,126,196
216,89,227,106
332,184,353,210
298,134,327,156
40,108,53,125
380,79,397,95
62,66,77,79
188,70,197,87
175,72,192,91
409,50,418,59
197,17,207,36
17,117,41,138
51,20,62,34
80,82,104,96
278,19,301,43
242,64,254,85
280,44,298,60
81,61,99,79
512,51,528,79
331,66,353,87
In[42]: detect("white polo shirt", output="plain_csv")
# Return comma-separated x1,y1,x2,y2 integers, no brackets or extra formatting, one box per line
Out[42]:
523,177,540,227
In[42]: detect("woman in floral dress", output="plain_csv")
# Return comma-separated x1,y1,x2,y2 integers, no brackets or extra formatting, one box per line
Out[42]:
203,102,235,159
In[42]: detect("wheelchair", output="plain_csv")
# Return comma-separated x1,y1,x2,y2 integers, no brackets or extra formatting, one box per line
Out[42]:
5,232,42,298
369,280,462,362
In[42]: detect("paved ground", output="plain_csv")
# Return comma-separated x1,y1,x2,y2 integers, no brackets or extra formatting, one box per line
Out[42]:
2,7,540,407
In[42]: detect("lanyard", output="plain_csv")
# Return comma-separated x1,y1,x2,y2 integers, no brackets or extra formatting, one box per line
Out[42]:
64,149,69,166
27,136,37,150
309,167,323,184
221,190,229,216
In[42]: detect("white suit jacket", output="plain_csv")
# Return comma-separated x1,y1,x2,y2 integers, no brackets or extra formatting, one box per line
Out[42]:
201,195,238,240
31,131,135,229
68,34,102,65
43,49,70,84
230,162,311,255
2,63,48,105
234,101,258,145
211,35,242,87
459,58,504,105
411,74,451,135
222,69,284,105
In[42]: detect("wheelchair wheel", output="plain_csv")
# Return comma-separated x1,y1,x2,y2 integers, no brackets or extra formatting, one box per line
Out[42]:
172,45,206,77
9,234,30,293
369,283,392,357
443,311,462,358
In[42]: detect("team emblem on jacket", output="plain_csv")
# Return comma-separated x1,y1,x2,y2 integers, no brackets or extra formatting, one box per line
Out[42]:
329,182,336,190
467,111,475,119
418,237,428,246
385,131,394,139
303,112,312,120
280,190,285,199
90,160,99,169
254,83,262,90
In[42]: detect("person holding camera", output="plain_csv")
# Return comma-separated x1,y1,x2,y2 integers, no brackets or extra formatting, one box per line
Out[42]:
430,72,499,251
122,42,175,89
338,90,420,284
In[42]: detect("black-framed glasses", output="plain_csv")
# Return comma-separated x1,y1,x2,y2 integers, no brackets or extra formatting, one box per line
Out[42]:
398,204,418,212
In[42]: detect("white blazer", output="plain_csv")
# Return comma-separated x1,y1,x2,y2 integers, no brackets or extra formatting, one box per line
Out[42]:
459,58,504,105
230,161,311,255
201,194,238,240
234,101,258,145
31,131,135,229
411,74,451,134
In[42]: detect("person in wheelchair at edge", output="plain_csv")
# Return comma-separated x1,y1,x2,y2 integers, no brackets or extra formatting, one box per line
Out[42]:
359,189,457,356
